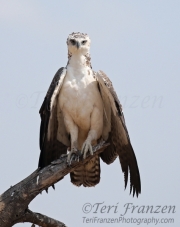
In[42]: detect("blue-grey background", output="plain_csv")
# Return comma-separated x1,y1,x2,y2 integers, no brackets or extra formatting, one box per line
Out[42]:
0,0,179,226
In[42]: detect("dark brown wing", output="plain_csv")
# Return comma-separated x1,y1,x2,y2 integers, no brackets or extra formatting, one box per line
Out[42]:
97,70,141,197
38,67,68,168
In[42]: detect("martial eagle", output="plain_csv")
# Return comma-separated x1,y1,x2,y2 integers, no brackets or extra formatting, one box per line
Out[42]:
38,32,141,197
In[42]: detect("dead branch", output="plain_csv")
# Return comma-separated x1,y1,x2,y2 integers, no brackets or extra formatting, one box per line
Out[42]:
18,208,66,227
0,142,108,227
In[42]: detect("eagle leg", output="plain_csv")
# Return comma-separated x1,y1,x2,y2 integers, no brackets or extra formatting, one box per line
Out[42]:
81,140,93,159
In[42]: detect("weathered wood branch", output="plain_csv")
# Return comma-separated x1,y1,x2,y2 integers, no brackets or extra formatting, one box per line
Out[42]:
18,209,66,227
0,142,108,227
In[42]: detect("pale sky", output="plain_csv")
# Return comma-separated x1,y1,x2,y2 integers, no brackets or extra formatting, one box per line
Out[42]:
0,1,180,226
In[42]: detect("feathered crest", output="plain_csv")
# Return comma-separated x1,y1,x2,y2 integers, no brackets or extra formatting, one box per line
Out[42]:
66,32,89,43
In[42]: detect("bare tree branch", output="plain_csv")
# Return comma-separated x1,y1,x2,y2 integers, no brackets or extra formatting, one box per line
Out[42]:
0,142,108,227
18,209,66,227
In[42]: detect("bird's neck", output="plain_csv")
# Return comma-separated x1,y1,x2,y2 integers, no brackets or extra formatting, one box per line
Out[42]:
68,54,87,68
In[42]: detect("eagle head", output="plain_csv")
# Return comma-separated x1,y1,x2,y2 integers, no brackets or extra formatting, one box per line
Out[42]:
67,32,91,57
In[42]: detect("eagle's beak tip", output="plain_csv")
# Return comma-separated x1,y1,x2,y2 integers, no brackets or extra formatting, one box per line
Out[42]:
76,42,80,49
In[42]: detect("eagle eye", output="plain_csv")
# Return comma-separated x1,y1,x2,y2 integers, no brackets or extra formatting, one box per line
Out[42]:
70,39,76,45
81,40,87,45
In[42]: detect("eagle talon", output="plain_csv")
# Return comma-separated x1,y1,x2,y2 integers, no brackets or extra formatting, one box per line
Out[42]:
67,148,80,165
81,140,93,159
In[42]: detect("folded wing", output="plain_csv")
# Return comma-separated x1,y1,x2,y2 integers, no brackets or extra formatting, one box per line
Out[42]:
38,67,68,168
97,70,141,197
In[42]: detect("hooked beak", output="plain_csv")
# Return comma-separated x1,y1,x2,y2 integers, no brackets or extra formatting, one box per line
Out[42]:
76,42,80,49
